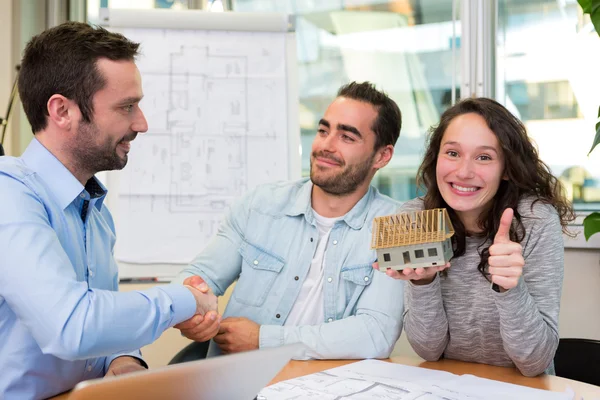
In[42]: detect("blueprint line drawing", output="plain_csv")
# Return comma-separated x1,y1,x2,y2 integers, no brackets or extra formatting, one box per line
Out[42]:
258,360,573,400
112,28,291,264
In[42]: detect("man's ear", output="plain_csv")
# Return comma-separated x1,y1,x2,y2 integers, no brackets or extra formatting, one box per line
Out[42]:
373,144,394,170
47,94,77,131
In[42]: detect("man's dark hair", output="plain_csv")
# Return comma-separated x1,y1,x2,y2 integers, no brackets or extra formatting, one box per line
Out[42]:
337,81,402,149
18,22,140,133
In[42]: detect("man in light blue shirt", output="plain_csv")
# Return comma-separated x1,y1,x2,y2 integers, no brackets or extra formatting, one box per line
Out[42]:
175,82,405,359
0,22,218,399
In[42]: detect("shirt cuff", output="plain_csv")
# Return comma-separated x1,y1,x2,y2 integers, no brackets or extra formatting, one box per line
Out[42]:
492,278,528,309
104,350,148,374
259,325,285,349
170,272,194,285
157,284,197,326
408,273,441,292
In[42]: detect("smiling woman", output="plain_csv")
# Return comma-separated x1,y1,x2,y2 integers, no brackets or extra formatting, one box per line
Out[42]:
375,97,575,377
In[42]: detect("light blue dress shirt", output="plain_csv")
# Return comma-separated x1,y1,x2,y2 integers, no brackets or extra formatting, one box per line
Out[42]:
176,178,405,359
0,138,197,400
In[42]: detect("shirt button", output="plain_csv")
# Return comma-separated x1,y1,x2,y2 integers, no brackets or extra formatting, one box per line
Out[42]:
364,276,370,282
87,365,92,372
327,318,333,322
294,276,299,281
327,277,333,283
80,193,85,198
333,240,338,245
89,270,94,277
310,238,313,242
275,314,281,318
253,260,259,265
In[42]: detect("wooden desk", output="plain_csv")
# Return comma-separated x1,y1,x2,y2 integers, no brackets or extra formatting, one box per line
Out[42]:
52,356,600,399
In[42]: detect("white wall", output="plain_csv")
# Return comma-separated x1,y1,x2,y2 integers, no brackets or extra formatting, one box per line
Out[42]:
560,249,600,339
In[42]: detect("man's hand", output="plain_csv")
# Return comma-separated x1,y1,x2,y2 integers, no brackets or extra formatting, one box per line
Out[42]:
373,261,450,285
176,275,221,342
105,356,146,377
174,310,221,342
213,317,259,354
488,208,524,292
183,275,218,315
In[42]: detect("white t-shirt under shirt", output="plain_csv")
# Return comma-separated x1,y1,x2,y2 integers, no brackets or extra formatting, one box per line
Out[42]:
284,210,340,326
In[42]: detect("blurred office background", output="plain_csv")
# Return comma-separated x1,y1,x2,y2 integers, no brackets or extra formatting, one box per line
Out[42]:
3,0,599,209
88,0,600,210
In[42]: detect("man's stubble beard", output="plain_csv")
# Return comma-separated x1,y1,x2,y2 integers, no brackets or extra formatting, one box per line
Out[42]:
310,151,376,196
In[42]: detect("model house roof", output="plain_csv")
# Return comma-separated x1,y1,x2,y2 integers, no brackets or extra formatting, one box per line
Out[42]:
371,208,455,249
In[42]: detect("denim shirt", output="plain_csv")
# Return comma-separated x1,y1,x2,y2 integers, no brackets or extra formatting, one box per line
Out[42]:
176,178,405,359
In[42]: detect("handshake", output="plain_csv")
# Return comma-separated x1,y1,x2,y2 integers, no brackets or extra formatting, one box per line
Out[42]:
178,276,222,342
175,276,261,354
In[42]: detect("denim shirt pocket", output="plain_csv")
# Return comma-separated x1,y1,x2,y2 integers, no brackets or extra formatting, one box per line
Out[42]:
341,264,374,285
234,241,285,307
340,264,374,313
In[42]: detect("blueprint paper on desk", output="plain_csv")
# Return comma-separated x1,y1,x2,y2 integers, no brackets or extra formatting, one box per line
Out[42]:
258,359,574,400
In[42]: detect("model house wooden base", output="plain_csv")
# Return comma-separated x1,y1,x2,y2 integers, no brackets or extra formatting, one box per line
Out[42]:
371,208,455,271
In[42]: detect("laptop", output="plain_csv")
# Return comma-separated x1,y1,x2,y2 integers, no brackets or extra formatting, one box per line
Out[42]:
69,343,304,400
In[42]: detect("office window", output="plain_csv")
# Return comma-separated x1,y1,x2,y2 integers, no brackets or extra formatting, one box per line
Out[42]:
415,249,425,258
497,0,600,208
383,253,391,262
428,247,438,257
235,0,461,202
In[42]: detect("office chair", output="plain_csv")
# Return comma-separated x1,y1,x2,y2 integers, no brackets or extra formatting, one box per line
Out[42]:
168,341,211,365
553,338,600,386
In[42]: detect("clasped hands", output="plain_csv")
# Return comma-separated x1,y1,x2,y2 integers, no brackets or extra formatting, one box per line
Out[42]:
176,276,260,353
177,275,221,342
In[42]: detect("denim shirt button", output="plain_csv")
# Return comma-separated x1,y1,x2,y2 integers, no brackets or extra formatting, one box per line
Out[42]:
364,276,369,282
253,260,259,265
275,314,281,318
327,318,333,322
327,277,333,283
294,276,299,281
332,240,338,245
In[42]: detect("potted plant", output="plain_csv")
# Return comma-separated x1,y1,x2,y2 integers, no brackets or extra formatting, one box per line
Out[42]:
577,0,600,240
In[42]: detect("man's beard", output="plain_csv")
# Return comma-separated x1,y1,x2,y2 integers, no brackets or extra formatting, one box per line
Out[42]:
310,151,375,196
71,121,136,175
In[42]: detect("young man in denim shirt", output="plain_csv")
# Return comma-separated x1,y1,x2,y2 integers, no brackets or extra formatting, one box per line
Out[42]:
175,82,404,359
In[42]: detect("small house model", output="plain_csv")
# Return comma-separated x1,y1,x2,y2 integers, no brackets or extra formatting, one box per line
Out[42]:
371,208,455,271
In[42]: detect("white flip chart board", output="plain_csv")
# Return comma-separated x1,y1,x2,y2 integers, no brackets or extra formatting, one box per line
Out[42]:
100,8,300,278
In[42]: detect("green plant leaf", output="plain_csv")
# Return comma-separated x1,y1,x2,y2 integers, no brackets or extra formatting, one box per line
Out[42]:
584,212,600,240
590,121,600,155
579,0,592,13
591,1,600,36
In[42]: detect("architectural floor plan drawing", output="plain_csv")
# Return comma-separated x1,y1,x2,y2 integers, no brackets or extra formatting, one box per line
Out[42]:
258,360,573,400
113,28,291,264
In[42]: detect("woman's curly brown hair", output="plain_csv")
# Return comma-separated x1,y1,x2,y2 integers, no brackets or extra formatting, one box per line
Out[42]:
416,97,575,278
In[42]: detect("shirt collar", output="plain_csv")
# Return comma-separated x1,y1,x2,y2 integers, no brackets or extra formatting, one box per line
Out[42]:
21,138,107,210
284,178,375,230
